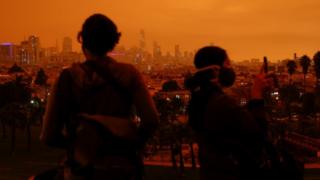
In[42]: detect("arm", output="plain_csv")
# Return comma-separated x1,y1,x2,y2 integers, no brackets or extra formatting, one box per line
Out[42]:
40,69,73,148
131,68,159,147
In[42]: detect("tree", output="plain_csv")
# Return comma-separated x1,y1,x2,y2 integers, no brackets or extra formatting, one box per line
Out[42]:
0,75,32,152
34,68,48,86
162,80,181,92
313,52,320,115
299,55,311,92
8,63,24,74
0,76,32,106
313,51,320,88
286,60,297,84
0,103,32,154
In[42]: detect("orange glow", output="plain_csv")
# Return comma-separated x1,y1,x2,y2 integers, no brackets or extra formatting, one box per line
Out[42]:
0,0,320,60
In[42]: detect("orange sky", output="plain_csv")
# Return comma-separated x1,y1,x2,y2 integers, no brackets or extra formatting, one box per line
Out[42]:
0,0,320,61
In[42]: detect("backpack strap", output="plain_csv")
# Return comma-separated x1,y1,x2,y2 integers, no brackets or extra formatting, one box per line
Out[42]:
64,60,140,178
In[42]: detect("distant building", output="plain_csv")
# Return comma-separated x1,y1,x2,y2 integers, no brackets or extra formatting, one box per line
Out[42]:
18,35,41,65
139,30,146,51
29,35,41,64
62,37,72,53
153,41,162,59
251,58,260,64
61,52,82,64
0,43,15,62
174,44,181,60
19,40,31,64
277,65,286,73
44,47,60,63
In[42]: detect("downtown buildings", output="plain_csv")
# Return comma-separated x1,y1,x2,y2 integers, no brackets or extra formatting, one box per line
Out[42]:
0,35,82,66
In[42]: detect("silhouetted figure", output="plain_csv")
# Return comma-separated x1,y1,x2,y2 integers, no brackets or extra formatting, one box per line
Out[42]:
186,46,268,180
40,14,159,180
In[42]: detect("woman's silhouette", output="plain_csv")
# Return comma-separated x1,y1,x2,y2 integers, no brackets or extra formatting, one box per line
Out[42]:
40,14,159,179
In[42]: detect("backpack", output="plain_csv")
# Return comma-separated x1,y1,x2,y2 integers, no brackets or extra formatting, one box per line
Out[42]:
63,60,144,180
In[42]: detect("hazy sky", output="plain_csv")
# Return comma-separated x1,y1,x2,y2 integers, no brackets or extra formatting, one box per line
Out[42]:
1,0,320,61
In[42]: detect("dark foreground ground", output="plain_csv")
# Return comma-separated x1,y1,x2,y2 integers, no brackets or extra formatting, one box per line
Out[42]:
0,127,320,180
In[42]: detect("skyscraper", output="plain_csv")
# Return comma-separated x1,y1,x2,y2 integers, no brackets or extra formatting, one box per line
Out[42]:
174,44,181,60
139,30,146,51
17,35,41,65
0,43,14,62
62,37,72,53
19,40,31,64
29,35,41,64
153,41,162,59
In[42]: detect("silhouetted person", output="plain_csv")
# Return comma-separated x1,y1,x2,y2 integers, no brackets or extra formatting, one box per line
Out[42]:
40,14,159,179
186,46,268,180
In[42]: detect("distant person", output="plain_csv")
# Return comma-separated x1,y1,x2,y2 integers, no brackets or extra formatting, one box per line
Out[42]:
185,46,270,180
40,14,159,180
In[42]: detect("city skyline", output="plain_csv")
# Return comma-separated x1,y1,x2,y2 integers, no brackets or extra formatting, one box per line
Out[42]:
1,0,320,61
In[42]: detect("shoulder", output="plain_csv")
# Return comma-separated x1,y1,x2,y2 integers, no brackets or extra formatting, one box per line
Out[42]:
57,63,84,85
108,59,143,87
110,60,140,76
59,63,82,76
57,66,74,83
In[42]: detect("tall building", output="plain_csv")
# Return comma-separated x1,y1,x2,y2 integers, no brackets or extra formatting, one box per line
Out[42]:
153,41,162,59
29,35,41,64
139,30,146,51
174,44,181,60
62,37,72,53
17,35,41,65
134,30,146,64
0,43,15,62
19,40,31,64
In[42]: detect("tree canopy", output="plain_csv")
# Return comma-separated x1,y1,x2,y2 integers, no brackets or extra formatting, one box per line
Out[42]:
286,60,297,76
34,68,48,86
8,63,25,74
300,55,311,75
162,80,181,92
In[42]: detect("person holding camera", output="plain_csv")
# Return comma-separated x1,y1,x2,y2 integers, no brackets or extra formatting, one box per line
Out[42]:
186,46,269,180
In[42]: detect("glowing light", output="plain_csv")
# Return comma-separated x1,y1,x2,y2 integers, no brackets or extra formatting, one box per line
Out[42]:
108,52,126,56
0,42,13,46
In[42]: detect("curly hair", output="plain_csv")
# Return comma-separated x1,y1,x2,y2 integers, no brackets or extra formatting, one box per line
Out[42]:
78,14,121,56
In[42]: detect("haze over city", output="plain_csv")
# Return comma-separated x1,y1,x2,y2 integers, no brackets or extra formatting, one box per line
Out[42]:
1,0,320,61
2,1,320,179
